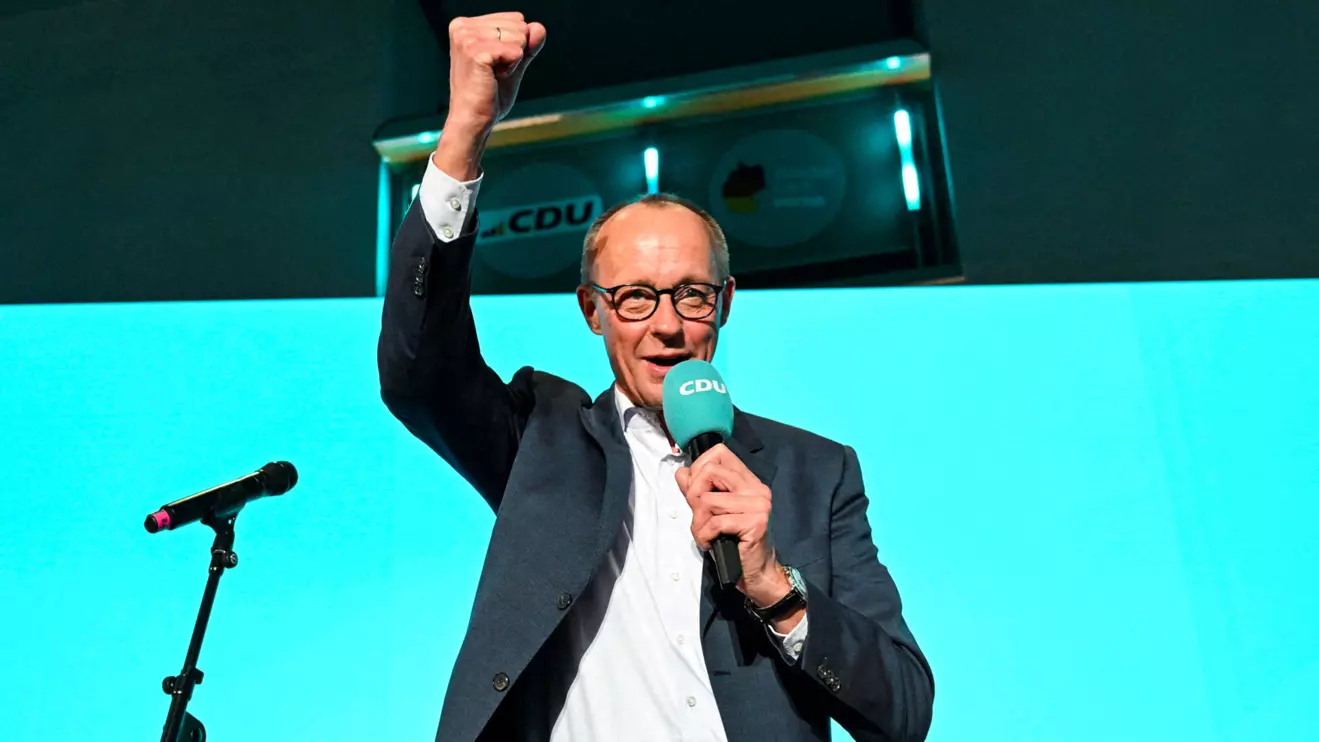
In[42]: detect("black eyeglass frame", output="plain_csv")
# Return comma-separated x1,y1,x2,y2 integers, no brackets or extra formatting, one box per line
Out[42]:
589,280,728,321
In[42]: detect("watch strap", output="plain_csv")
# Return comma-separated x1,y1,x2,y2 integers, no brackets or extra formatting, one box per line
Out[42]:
746,565,808,623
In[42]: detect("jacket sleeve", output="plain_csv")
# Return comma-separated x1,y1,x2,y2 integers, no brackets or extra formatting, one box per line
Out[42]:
377,197,534,511
797,445,935,741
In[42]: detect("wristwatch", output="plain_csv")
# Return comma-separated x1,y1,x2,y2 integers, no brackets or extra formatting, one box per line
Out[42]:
745,564,808,623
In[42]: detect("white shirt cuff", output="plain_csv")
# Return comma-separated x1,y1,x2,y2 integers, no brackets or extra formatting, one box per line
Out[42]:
419,154,482,243
768,612,808,663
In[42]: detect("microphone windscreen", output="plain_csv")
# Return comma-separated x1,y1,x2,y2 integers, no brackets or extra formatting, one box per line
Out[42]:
261,461,298,495
662,360,734,448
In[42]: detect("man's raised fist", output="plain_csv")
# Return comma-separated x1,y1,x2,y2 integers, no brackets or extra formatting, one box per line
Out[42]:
445,12,547,136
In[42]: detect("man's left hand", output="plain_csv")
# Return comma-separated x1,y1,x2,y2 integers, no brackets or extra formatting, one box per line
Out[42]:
676,444,790,607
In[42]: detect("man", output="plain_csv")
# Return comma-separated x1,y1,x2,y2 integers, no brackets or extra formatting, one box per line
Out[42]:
378,11,933,742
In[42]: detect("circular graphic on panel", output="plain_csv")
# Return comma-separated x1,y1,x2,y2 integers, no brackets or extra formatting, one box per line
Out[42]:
476,162,603,279
707,129,847,249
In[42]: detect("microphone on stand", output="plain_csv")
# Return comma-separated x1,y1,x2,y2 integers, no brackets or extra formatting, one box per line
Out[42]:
145,460,298,742
144,461,297,533
662,359,741,589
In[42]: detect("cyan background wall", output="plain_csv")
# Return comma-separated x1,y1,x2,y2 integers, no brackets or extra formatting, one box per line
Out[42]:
1,282,1316,740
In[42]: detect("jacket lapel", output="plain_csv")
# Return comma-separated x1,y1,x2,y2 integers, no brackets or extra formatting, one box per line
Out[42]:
579,388,634,573
726,409,777,497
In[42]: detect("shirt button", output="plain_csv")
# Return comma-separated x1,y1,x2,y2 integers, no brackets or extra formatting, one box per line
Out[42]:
670,572,681,581
668,509,678,519
686,696,697,708
448,197,462,211
440,225,454,239
677,634,686,645
793,642,804,654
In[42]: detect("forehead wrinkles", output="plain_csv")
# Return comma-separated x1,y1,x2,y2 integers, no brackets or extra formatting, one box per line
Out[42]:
594,221,717,285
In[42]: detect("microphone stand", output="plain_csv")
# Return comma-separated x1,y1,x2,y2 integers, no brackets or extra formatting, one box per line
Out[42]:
159,512,241,742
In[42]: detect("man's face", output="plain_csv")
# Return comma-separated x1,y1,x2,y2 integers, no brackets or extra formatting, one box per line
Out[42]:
577,204,735,410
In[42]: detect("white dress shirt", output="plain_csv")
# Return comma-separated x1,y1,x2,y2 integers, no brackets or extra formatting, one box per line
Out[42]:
417,155,807,741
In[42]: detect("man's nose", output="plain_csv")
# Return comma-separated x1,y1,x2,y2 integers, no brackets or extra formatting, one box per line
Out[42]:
649,294,683,336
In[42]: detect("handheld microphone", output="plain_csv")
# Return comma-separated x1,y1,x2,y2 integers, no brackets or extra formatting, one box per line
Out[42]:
144,461,298,533
662,360,741,589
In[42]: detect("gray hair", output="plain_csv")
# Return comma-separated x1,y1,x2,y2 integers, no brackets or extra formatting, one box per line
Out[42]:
580,193,730,285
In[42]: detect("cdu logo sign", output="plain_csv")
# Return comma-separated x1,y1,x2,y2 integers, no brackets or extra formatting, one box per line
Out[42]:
479,195,602,243
678,379,728,396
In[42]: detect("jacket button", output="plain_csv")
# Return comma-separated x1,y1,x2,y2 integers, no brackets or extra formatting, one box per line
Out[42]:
828,678,842,693
556,592,573,610
492,672,509,692
412,257,427,297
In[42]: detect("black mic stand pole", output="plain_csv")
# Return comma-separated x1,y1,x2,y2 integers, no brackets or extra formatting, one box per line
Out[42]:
159,512,241,742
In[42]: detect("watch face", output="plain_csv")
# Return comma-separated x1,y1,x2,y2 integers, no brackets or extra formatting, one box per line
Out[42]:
785,566,807,597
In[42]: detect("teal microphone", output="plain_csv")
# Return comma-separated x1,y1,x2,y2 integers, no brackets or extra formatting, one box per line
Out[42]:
662,359,741,588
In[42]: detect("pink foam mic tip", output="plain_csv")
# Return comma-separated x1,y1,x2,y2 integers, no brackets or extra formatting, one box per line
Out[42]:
148,509,171,532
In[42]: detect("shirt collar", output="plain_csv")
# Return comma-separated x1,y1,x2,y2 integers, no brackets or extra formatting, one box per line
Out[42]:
612,384,650,429
612,385,682,455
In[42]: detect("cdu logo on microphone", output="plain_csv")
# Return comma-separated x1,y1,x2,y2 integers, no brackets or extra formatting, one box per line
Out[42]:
663,360,734,449
661,360,740,591
678,379,727,396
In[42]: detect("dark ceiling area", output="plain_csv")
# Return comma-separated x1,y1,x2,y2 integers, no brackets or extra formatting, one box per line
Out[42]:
2,0,1317,304
418,0,918,102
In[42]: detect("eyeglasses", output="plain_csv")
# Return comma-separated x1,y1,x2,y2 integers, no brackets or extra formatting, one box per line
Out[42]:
590,281,726,321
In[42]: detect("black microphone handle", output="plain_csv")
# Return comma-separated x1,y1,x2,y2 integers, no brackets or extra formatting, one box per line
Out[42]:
710,535,743,589
685,431,744,588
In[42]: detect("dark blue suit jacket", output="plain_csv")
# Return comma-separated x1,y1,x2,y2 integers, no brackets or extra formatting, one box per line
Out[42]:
378,201,934,741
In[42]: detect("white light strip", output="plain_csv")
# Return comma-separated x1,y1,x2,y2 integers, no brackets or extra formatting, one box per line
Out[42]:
894,110,921,211
376,161,391,296
644,146,660,194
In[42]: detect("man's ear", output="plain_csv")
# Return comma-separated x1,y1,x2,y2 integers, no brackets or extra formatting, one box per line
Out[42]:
577,285,603,335
717,276,736,328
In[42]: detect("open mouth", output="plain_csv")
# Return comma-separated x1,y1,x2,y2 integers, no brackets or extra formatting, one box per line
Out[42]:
644,355,688,370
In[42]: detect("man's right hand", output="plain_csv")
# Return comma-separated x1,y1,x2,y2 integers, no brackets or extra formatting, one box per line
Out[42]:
435,12,547,180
